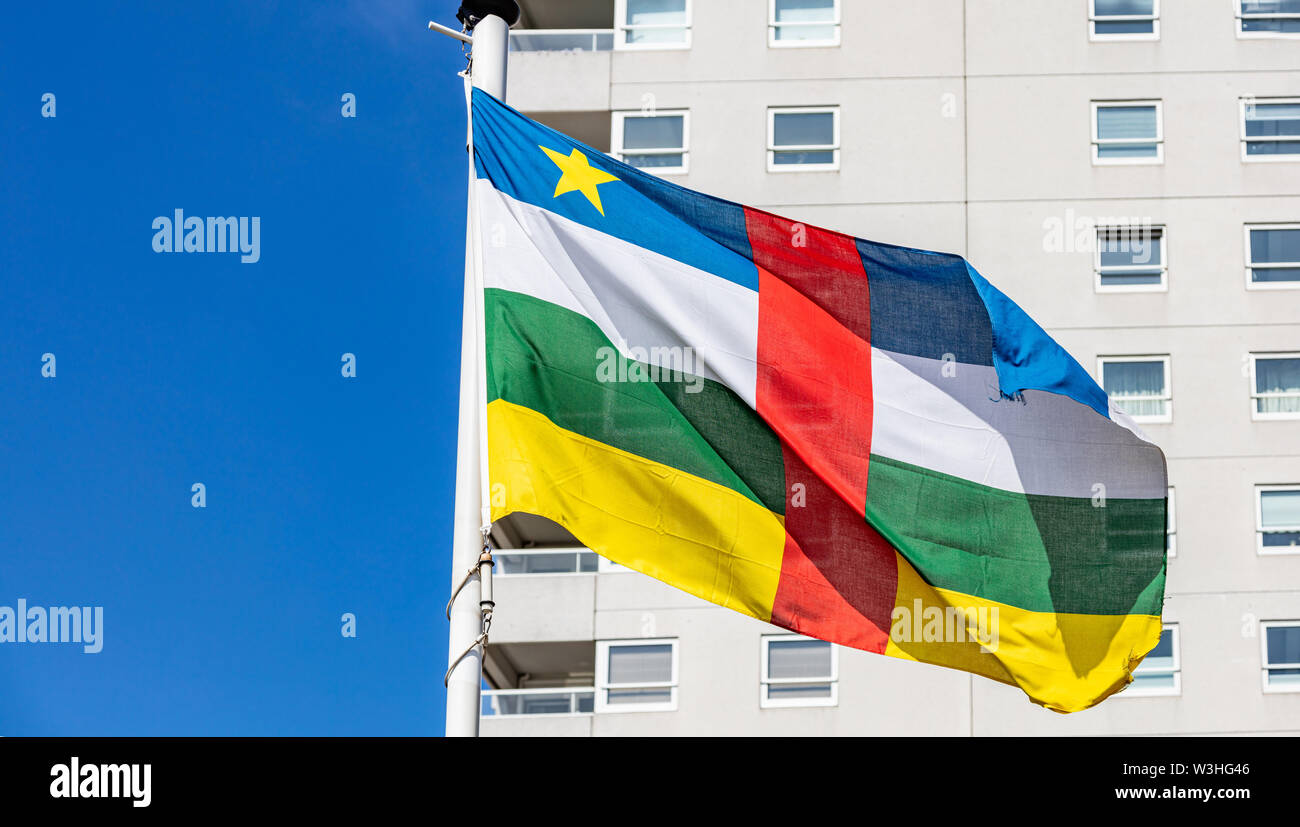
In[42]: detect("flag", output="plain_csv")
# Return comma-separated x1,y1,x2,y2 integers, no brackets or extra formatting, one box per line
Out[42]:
469,88,1168,713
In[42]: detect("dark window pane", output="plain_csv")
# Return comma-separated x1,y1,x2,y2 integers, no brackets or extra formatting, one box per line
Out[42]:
1247,140,1300,155
773,149,835,166
1244,104,1300,141
607,643,673,684
773,112,835,147
1242,18,1300,32
1097,105,1158,140
1103,360,1165,397
1095,20,1156,33
606,687,672,705
1241,0,1300,13
1266,626,1300,665
1101,271,1164,286
1095,0,1156,13
767,639,832,679
1261,489,1300,527
1251,228,1300,264
766,683,833,700
623,115,683,150
1147,629,1174,661
1099,229,1162,267
1255,358,1300,396
1097,143,1159,158
624,152,685,169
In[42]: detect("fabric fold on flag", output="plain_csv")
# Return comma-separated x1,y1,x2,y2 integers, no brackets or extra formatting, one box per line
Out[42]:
470,88,1168,713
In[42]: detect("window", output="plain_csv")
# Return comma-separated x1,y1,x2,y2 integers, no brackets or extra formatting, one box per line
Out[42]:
769,0,840,47
1257,485,1300,555
1090,0,1159,40
1262,622,1300,692
1241,98,1300,160
1246,224,1300,287
612,110,689,174
1127,625,1180,696
1093,101,1162,164
1250,354,1300,419
615,0,691,49
768,107,840,171
760,634,838,708
1095,225,1166,291
1166,486,1177,558
1237,0,1300,38
595,639,678,712
1099,356,1172,423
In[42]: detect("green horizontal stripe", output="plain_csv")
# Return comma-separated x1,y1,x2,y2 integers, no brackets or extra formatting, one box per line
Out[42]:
865,454,1166,616
485,288,785,514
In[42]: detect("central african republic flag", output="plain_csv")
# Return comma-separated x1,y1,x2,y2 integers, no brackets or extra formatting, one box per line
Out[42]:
469,88,1168,713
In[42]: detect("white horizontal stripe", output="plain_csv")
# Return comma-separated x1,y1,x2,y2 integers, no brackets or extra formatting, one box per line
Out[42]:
871,348,1167,499
476,180,759,406
479,181,1164,499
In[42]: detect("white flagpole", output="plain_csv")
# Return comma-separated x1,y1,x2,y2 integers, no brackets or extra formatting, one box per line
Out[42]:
445,11,510,738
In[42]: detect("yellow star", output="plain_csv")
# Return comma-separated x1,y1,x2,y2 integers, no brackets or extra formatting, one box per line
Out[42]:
539,145,620,216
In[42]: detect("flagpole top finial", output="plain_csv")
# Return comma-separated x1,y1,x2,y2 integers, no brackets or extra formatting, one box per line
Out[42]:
456,1,521,29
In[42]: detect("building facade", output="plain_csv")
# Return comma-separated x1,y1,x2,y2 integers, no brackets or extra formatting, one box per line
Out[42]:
478,0,1300,736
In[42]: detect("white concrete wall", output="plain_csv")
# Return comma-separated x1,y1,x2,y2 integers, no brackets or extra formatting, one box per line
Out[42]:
492,0,1300,736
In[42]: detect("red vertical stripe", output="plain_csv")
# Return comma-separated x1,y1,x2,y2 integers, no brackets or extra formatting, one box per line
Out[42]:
772,446,896,653
744,208,872,339
748,208,895,649
749,207,874,512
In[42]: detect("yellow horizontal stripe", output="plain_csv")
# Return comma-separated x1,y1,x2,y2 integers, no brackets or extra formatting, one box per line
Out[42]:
885,554,1163,713
487,399,786,622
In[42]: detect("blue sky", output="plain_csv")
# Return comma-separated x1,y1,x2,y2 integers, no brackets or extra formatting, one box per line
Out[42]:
0,1,472,735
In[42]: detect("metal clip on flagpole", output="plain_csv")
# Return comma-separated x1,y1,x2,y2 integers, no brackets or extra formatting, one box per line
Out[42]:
443,527,496,686
435,0,518,738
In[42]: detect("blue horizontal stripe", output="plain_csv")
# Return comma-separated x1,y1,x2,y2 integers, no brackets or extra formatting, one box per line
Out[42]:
472,89,757,290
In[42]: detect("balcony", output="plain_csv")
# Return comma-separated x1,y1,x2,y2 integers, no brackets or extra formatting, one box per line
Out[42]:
481,639,597,735
510,29,614,52
507,1,614,112
497,547,601,575
481,687,595,717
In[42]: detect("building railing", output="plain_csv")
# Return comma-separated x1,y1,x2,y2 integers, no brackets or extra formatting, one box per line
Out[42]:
509,29,614,52
495,547,602,575
481,687,596,717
